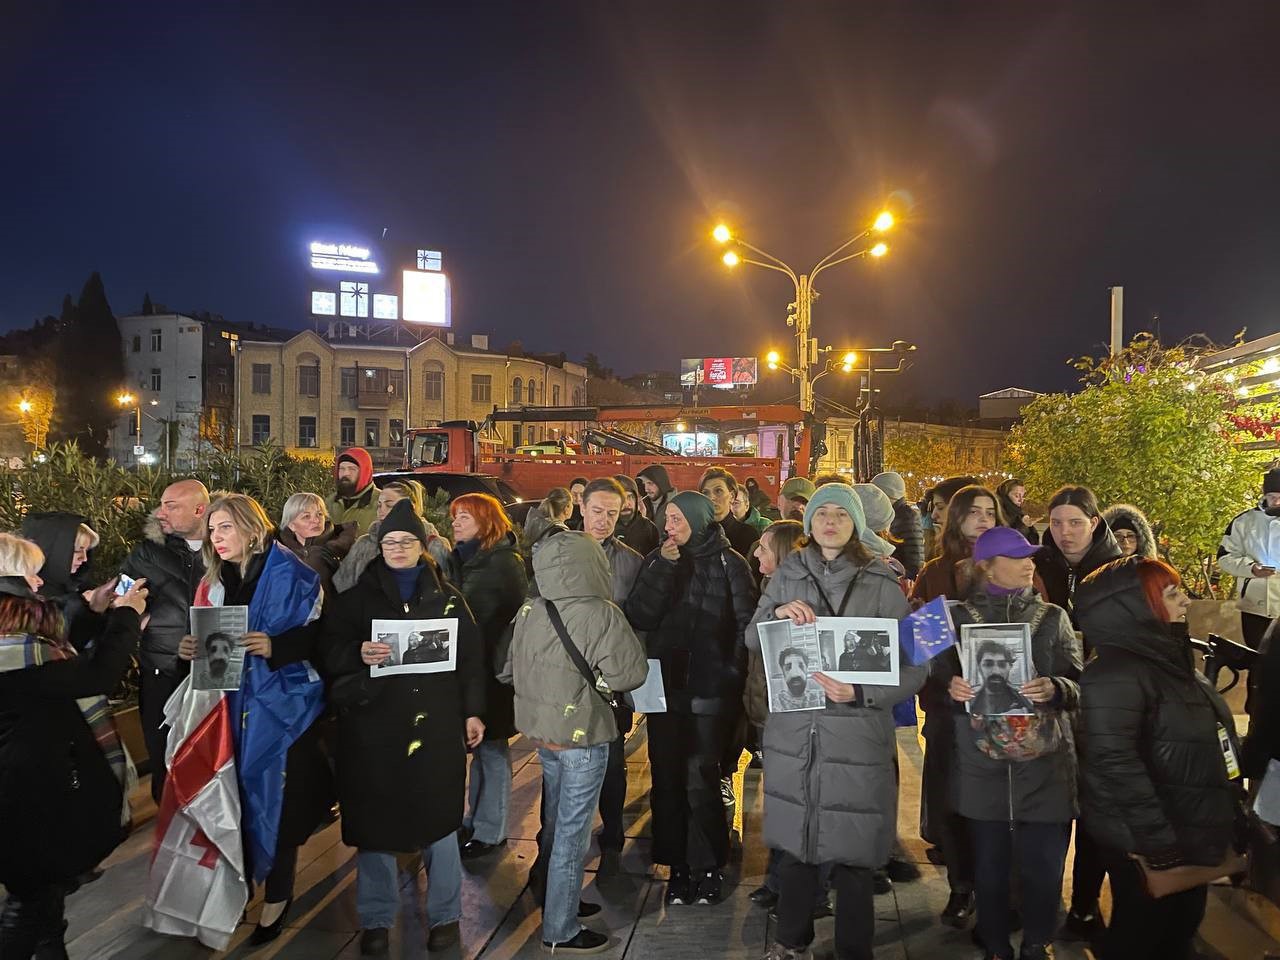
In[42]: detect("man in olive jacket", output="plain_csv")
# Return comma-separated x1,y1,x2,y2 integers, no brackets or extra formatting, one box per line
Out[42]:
500,531,648,954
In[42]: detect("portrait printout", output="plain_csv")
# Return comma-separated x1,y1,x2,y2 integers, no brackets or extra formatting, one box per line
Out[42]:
190,605,249,691
759,616,900,713
959,622,1036,716
370,618,458,677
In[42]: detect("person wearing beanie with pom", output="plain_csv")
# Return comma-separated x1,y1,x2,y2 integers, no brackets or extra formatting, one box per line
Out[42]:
747,484,925,960
872,472,925,579
625,491,758,907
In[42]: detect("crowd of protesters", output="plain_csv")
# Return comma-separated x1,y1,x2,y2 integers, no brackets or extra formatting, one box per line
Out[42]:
0,444,1262,960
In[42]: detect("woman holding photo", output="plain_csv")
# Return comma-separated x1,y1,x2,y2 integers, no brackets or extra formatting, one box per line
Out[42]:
322,500,486,956
940,527,1081,960
746,484,925,960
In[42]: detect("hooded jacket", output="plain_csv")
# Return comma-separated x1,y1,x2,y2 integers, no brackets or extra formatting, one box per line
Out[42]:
1035,516,1121,624
998,491,1040,546
20,511,98,650
1218,501,1280,618
326,447,379,534
937,587,1081,823
277,521,357,598
500,533,648,748
1076,559,1243,866
624,524,757,712
120,514,205,675
888,499,926,579
333,515,450,594
0,580,141,885
616,511,660,557
322,558,485,852
1102,504,1157,559
747,545,924,866
637,464,676,526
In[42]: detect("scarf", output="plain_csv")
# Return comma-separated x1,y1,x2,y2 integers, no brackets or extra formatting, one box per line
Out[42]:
0,630,127,792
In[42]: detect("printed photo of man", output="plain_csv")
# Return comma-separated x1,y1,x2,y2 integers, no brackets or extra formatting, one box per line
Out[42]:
970,640,1035,716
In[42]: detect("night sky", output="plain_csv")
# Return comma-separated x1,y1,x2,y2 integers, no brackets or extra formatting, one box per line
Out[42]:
5,2,1280,404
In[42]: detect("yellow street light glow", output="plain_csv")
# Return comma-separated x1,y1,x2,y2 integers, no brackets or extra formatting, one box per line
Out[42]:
766,350,780,370
870,242,889,258
722,250,741,267
675,422,687,432
712,224,732,244
18,400,32,413
841,351,857,372
116,392,135,406
873,211,894,232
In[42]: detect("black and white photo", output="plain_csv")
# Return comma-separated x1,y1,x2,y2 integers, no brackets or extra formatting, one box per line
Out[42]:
960,623,1036,716
812,617,900,686
190,605,249,691
759,619,825,713
370,618,458,676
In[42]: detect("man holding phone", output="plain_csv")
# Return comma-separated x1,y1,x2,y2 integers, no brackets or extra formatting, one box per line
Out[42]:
1218,467,1280,651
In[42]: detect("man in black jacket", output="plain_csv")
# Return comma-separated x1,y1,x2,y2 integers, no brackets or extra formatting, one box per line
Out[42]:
120,479,209,801
613,474,659,557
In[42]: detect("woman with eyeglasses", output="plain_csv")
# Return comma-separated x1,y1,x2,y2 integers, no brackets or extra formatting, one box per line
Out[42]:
322,500,486,956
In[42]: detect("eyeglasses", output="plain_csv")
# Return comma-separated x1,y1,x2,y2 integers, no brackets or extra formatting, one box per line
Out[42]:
381,538,420,552
1113,532,1138,542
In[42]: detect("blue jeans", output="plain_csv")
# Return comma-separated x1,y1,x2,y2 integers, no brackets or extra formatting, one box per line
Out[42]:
356,834,462,930
968,819,1071,958
464,738,511,844
538,743,609,945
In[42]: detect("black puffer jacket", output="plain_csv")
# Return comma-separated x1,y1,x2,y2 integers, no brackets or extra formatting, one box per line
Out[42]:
1076,560,1243,866
718,513,759,560
888,498,925,579
21,511,99,651
446,533,527,740
624,526,757,712
1035,517,1121,626
120,516,205,675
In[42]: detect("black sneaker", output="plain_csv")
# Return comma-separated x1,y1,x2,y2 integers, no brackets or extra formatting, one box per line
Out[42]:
940,890,975,928
665,866,693,906
884,857,921,883
541,928,612,954
360,928,390,956
427,921,460,952
577,901,602,919
694,869,724,905
873,869,892,894
1058,907,1105,943
748,885,778,908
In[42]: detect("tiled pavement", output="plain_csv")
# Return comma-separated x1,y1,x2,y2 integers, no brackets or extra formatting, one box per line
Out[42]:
59,720,1280,959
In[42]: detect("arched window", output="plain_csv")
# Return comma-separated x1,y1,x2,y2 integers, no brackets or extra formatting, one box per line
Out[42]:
572,388,581,405
511,376,522,405
527,379,536,404
552,385,561,406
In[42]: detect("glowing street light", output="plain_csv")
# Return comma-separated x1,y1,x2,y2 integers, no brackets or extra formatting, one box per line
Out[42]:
870,242,889,258
117,392,136,407
766,350,781,370
712,224,732,244
17,399,32,414
873,211,894,232
841,351,857,373
722,250,741,268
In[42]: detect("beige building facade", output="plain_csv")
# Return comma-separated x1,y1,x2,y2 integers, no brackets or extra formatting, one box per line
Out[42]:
236,331,588,467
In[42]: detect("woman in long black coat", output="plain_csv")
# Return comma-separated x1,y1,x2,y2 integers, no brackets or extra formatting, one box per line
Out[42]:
444,493,528,860
0,533,147,959
322,500,486,955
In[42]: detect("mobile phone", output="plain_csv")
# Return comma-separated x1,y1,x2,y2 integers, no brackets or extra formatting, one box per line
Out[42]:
1261,566,1277,575
115,574,136,596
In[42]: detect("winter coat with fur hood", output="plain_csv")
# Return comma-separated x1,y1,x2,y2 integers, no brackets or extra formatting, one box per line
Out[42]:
120,514,205,675
1102,503,1157,559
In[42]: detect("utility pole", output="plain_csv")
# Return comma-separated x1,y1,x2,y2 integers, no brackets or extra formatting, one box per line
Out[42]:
1110,286,1124,356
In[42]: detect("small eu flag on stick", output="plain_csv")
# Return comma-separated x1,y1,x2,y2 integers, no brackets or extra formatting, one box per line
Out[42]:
901,596,958,665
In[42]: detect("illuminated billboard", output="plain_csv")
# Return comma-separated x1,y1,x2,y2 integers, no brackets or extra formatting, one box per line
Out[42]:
310,241,379,274
680,357,758,389
311,291,336,315
403,270,451,326
373,293,399,320
663,431,721,456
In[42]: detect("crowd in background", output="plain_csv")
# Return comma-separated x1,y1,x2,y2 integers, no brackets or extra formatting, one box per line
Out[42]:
0,445,1266,960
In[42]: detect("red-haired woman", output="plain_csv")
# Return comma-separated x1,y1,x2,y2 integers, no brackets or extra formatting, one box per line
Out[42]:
446,493,528,860
1075,557,1245,960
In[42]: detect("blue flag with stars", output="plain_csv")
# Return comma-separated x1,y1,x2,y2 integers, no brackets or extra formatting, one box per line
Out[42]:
901,596,958,665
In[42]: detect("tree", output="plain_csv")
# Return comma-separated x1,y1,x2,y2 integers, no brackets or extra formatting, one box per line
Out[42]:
49,273,126,458
1005,335,1268,591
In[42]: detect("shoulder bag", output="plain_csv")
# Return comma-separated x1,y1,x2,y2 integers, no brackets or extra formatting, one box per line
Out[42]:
544,598,618,708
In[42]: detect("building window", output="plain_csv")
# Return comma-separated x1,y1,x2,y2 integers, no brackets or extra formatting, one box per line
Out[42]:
389,370,405,398
471,374,492,403
151,328,163,352
552,385,561,406
298,365,320,397
364,419,380,447
340,418,356,446
252,363,272,394
389,419,404,446
340,367,357,398
131,335,141,353
572,388,581,405
527,380,535,404
340,280,369,318
424,370,443,401
511,376,522,404
837,439,849,463
150,368,162,391
298,416,317,448
251,415,271,445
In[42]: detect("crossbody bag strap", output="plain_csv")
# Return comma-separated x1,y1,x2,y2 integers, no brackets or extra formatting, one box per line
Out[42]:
805,569,863,618
544,598,617,707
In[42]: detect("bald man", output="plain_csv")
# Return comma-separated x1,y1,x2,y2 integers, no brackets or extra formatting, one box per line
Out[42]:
121,479,210,801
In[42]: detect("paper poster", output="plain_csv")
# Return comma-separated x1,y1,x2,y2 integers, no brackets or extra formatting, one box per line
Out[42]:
190,605,249,691
370,618,458,677
959,622,1036,716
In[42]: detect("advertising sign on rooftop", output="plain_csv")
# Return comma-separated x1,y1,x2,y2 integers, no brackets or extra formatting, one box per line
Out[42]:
680,357,759,389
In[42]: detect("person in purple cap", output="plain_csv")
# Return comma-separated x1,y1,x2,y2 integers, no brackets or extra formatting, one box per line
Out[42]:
936,526,1082,960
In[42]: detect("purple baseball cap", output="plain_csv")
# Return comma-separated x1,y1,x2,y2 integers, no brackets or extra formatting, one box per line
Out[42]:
972,527,1041,563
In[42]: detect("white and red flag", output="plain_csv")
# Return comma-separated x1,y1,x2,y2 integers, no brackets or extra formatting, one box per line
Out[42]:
142,684,247,949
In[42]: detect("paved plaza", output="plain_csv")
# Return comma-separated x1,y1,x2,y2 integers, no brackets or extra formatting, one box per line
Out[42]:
58,721,1279,960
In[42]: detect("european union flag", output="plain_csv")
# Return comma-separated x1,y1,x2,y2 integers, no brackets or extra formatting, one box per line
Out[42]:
226,543,324,884
901,596,958,666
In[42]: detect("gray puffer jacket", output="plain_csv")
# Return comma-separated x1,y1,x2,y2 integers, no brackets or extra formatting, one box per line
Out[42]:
747,544,924,867
332,516,451,593
501,532,648,748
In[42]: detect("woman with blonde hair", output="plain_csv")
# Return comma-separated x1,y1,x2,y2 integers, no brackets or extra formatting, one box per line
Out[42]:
0,532,148,958
157,493,331,947
333,480,450,593
277,492,357,597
